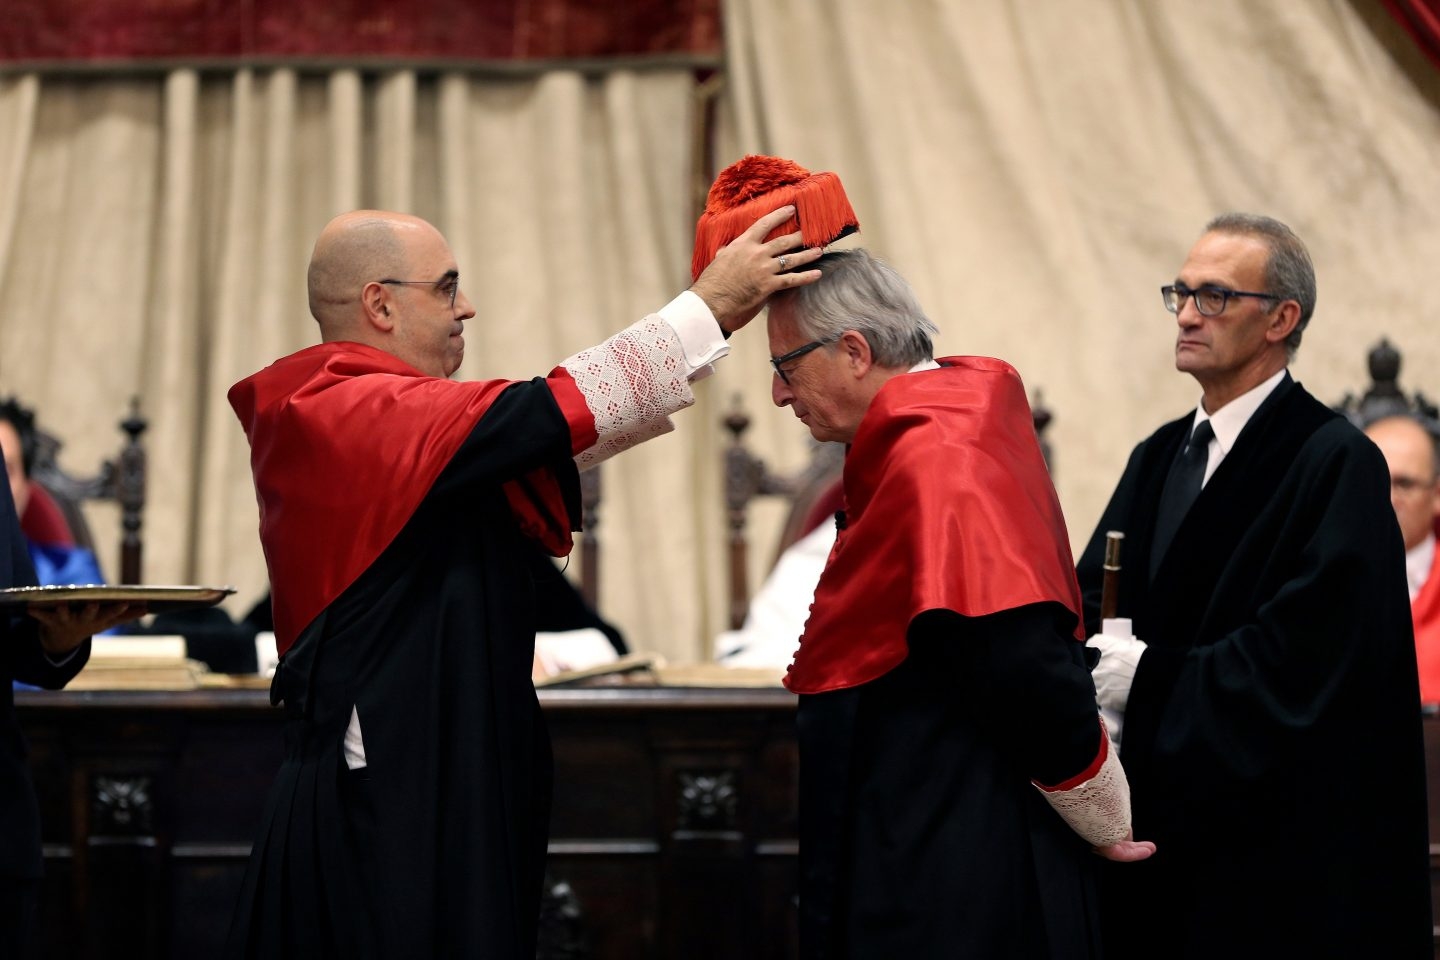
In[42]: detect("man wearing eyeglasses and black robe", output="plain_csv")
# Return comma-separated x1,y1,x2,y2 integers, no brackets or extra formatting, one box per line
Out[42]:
1076,213,1431,959
223,207,823,959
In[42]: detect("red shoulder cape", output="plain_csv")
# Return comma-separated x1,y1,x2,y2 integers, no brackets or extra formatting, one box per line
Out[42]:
228,342,597,655
784,357,1085,694
1414,528,1440,704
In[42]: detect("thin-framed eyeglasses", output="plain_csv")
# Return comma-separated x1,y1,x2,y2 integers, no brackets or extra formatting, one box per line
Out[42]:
1161,282,1277,317
1391,474,1439,496
771,336,839,385
378,273,460,311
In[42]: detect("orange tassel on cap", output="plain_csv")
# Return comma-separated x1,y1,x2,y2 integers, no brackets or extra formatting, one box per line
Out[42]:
691,155,860,281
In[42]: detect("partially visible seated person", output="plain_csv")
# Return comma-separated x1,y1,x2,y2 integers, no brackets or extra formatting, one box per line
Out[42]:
715,520,835,669
1365,414,1440,702
1,397,105,586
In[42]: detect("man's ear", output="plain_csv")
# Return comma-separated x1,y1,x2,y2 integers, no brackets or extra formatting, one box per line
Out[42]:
1265,300,1301,345
839,330,873,378
361,281,395,332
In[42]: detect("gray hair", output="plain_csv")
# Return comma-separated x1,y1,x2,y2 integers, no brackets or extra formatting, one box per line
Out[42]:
769,248,937,367
1205,213,1316,358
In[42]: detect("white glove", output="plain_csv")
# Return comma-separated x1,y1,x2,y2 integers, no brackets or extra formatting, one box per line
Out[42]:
1087,631,1145,751
1087,631,1146,714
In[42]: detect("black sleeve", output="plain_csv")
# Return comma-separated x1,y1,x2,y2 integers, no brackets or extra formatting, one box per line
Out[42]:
428,379,580,500
910,602,1101,786
526,546,627,654
2,481,42,681
9,634,91,690
425,379,584,537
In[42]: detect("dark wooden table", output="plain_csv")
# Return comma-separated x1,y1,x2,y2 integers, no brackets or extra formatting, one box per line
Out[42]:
22,689,1440,958
18,684,800,960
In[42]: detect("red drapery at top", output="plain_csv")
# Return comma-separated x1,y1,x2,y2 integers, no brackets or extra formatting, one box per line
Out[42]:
1384,0,1440,70
1,0,720,66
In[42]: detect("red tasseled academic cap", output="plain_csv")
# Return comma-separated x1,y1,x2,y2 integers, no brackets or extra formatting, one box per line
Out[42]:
691,155,860,281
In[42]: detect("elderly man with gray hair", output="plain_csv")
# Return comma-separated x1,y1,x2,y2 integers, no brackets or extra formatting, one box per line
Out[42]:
768,248,1151,959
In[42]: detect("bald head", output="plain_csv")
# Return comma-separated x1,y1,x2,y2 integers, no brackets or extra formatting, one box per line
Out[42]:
304,210,473,377
1365,415,1440,552
308,211,440,338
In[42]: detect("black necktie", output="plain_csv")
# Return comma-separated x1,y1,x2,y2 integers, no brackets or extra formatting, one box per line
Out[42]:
1149,419,1214,579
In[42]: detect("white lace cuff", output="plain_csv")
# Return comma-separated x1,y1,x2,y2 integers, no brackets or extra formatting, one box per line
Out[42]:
1034,716,1132,847
562,314,696,469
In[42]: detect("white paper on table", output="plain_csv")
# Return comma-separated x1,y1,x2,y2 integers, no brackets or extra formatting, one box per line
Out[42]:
535,628,617,675
255,631,280,678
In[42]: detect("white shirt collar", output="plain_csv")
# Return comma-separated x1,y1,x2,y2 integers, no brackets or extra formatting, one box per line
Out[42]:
1187,368,1287,485
910,358,941,373
1408,533,1436,603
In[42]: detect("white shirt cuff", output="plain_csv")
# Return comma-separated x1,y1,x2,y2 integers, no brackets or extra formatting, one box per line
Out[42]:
658,290,730,381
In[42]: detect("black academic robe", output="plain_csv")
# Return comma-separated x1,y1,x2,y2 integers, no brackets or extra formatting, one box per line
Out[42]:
2,480,90,885
798,605,1106,960
225,381,581,959
1076,376,1432,959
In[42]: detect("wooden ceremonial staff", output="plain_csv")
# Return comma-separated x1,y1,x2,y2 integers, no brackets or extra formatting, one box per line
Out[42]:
1099,530,1125,622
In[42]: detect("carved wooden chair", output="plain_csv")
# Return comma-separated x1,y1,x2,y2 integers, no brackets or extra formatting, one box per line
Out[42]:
19,398,148,584
1333,337,1440,548
1333,337,1439,429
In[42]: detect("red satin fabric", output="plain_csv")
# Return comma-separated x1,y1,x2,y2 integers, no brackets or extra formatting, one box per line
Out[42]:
228,341,596,655
1382,0,1440,71
785,356,1085,695
18,485,75,547
1414,521,1440,704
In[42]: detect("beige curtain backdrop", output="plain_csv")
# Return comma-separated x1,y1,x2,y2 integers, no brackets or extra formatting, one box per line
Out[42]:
710,0,1440,622
1,0,1437,663
0,66,707,658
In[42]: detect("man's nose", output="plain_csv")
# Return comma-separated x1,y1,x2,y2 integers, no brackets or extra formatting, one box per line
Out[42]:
456,289,477,320
772,375,793,407
1176,298,1203,328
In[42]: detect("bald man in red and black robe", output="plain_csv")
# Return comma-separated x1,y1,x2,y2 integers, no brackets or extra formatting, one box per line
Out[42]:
224,208,821,959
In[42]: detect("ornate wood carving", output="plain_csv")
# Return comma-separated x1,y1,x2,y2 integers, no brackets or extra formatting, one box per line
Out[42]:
91,774,155,834
31,396,147,583
676,770,738,831
537,871,593,960
1334,337,1439,428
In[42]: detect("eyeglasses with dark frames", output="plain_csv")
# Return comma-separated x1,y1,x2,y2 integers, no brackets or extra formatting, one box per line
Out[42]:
378,273,460,311
1391,474,1439,496
1161,282,1277,317
770,336,839,385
